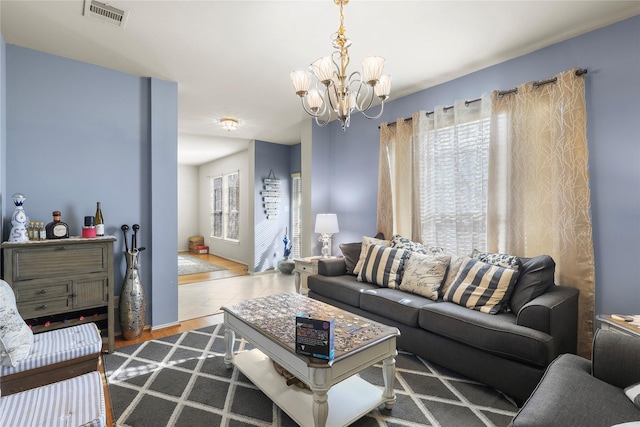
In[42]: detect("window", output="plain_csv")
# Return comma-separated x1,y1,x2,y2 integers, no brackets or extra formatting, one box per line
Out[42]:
291,173,302,258
210,171,239,242
416,98,491,255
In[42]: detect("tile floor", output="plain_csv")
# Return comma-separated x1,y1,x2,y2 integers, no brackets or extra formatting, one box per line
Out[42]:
178,271,296,322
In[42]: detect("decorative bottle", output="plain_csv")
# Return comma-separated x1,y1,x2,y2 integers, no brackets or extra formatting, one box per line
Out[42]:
45,211,69,239
95,202,104,236
38,222,46,240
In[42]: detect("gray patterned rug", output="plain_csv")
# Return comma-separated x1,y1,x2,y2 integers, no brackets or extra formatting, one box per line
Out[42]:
104,324,518,426
178,253,226,276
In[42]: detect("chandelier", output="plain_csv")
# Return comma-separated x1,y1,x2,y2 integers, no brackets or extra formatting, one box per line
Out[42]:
290,0,391,131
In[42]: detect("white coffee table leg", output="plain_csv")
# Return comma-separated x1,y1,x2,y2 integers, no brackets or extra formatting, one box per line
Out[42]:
311,388,329,427
224,327,235,368
382,356,397,409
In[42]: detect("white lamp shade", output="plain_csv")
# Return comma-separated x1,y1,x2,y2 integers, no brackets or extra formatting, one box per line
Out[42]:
311,57,334,84
375,74,392,99
307,89,324,112
290,70,311,96
362,56,385,85
315,214,339,234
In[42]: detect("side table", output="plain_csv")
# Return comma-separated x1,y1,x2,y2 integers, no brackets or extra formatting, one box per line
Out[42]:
293,257,322,294
596,314,640,338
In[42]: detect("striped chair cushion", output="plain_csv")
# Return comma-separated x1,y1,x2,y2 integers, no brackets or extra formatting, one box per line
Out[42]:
0,323,102,376
357,244,408,289
0,371,105,427
443,256,520,314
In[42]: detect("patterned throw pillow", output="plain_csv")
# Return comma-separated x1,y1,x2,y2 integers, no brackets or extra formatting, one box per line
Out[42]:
0,280,33,367
399,252,452,300
391,235,445,255
443,257,520,314
472,249,521,271
625,382,640,410
357,245,408,289
353,236,391,275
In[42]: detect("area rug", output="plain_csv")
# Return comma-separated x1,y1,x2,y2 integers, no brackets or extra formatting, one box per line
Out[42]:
178,253,226,276
104,324,518,426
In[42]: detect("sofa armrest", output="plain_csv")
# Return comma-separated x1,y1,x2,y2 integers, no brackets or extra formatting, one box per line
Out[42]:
517,285,579,355
317,258,347,276
592,328,640,389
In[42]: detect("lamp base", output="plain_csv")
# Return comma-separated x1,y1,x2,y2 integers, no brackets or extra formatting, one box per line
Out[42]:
320,233,333,258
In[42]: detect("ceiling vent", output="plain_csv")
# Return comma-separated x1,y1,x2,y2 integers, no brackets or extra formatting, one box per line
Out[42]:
83,0,129,28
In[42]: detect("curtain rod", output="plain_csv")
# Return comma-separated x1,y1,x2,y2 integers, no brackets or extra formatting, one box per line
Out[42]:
379,68,587,128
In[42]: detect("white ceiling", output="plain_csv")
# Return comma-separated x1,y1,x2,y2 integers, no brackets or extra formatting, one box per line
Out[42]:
1,1,639,165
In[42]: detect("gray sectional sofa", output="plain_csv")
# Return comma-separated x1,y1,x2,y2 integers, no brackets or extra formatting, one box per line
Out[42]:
308,252,579,404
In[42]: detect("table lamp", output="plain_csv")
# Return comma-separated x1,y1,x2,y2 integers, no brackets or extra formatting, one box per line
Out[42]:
315,214,339,258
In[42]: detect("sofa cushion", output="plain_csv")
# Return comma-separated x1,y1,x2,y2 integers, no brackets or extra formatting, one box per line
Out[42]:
509,255,556,314
399,252,451,300
360,288,436,327
339,242,362,275
419,302,556,366
307,274,377,308
444,257,520,314
353,236,391,275
358,245,408,289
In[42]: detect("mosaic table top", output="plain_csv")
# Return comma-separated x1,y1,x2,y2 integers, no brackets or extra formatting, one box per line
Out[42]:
223,292,399,359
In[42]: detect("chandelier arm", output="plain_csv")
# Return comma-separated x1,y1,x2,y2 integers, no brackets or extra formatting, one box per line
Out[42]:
314,115,332,127
361,100,385,120
349,78,375,113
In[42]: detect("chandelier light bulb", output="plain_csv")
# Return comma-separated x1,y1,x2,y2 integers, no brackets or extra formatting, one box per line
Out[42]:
362,56,385,85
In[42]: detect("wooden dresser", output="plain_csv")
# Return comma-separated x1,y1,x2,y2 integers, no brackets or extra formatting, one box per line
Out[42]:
2,236,116,353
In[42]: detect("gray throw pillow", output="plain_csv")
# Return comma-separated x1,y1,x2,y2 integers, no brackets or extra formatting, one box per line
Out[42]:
339,242,362,275
509,255,556,314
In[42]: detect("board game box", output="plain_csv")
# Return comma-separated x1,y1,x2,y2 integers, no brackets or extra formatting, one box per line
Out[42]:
295,314,335,360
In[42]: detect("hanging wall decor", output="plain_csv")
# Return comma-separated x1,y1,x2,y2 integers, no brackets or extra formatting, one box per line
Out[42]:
262,170,282,220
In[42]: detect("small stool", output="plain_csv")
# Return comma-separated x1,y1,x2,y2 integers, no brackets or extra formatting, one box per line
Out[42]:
0,371,105,427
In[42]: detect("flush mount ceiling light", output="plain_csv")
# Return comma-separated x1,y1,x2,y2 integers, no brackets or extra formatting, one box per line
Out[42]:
290,0,391,131
219,118,238,131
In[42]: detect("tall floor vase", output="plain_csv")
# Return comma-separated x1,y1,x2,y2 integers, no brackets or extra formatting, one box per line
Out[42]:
119,250,146,340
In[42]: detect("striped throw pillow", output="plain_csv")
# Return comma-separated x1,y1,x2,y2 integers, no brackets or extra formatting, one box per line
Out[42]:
443,257,520,314
357,245,408,289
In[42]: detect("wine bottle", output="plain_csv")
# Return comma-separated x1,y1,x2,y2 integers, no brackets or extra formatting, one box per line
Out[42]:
95,202,104,236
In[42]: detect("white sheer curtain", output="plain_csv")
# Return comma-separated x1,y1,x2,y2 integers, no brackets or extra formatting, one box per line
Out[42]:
415,95,492,254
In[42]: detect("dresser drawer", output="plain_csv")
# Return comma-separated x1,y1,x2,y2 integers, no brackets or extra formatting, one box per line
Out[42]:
14,281,71,303
18,297,71,318
9,245,107,281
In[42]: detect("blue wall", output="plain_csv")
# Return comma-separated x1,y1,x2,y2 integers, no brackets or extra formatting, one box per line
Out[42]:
312,16,640,316
1,35,5,240
5,46,178,328
254,140,292,272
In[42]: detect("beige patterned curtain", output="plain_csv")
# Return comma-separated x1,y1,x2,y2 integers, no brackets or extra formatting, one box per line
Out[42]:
489,68,595,357
377,119,419,240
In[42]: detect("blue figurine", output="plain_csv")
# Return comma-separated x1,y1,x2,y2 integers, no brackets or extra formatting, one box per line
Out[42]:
283,228,291,258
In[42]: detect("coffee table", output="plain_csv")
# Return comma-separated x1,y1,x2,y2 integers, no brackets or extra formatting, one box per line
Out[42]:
223,293,399,427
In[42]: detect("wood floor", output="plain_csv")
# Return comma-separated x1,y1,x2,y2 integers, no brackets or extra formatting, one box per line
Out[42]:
178,252,249,285
103,253,248,426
